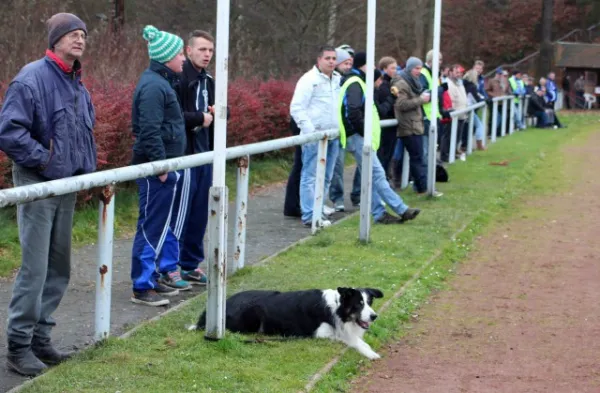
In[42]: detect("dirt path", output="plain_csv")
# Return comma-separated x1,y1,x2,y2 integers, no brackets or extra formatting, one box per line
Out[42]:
352,131,600,393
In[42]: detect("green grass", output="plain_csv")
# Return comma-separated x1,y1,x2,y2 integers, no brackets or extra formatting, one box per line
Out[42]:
0,154,295,277
17,114,599,393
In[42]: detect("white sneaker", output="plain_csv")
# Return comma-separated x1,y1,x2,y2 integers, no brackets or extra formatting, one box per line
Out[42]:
432,190,444,198
320,220,332,228
323,205,335,216
459,153,466,162
334,201,345,212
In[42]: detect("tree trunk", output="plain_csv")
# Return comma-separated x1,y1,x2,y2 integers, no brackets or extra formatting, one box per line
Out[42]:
537,0,554,77
327,0,337,45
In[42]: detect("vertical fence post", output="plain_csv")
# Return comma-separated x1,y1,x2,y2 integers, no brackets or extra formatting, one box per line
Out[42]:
466,109,475,155
449,115,458,163
501,98,508,137
481,104,488,148
312,137,328,235
232,155,249,273
523,96,530,129
491,100,498,143
95,185,115,342
509,97,515,135
205,186,228,340
426,0,442,196
401,148,409,189
359,142,373,241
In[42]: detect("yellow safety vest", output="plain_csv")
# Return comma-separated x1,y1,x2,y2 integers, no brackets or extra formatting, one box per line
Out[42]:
420,67,441,120
509,76,522,103
337,76,381,151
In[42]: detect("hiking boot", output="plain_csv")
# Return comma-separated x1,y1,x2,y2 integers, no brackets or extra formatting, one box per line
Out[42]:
181,268,208,285
375,212,402,224
159,271,192,291
31,338,74,366
400,208,421,222
6,343,48,377
131,290,170,306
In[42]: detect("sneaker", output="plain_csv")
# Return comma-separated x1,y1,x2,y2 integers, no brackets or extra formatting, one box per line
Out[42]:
400,208,421,222
459,153,466,162
375,212,402,224
303,219,332,228
432,190,444,198
323,205,335,216
155,282,181,296
159,271,192,291
131,290,170,306
334,201,345,212
181,268,208,285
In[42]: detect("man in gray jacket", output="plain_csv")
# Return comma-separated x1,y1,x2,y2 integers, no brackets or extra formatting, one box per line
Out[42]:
0,13,96,376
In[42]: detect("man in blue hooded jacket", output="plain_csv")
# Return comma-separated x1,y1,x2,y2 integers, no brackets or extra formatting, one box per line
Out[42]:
0,13,96,376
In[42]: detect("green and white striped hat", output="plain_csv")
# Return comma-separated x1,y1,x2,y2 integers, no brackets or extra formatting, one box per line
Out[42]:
142,25,183,64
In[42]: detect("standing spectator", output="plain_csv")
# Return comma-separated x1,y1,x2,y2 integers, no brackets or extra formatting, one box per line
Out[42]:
290,46,341,227
463,71,487,150
376,56,398,182
329,46,360,212
562,74,571,109
574,75,585,109
445,64,468,160
508,70,526,130
130,26,188,306
0,13,96,376
393,57,442,197
523,74,535,95
545,72,565,128
419,49,444,180
340,52,421,223
174,30,222,287
486,68,508,136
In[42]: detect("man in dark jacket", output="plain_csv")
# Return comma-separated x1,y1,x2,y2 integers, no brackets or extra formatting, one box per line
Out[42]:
0,13,96,376
339,52,420,224
173,30,219,286
376,56,398,182
130,26,188,306
528,86,550,128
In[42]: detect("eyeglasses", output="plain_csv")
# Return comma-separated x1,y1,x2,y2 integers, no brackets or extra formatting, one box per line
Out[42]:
66,31,87,41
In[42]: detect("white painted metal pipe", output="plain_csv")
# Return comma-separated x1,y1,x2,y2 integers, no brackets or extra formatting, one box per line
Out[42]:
94,186,115,341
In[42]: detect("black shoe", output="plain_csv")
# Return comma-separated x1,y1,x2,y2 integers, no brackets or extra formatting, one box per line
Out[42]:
31,339,74,366
283,209,302,218
7,343,48,376
131,290,170,306
155,282,180,296
375,212,402,224
400,208,421,222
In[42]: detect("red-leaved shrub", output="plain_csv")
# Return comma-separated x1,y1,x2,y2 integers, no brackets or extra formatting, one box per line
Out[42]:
0,77,298,193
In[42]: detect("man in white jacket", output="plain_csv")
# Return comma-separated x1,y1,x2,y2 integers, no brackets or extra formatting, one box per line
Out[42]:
290,46,341,227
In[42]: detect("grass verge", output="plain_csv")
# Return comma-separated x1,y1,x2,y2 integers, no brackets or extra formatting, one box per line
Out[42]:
15,114,600,393
0,154,294,278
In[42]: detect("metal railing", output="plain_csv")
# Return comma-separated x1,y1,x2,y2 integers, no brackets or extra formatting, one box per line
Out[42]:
0,129,339,340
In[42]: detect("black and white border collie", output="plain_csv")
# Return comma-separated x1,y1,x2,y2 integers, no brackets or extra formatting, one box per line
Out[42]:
193,287,384,359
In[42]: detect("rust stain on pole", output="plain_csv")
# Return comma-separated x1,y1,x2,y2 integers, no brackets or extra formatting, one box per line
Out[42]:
99,264,108,288
237,156,249,169
99,185,115,224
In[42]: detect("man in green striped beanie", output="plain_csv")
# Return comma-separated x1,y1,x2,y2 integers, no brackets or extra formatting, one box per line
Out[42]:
129,25,192,306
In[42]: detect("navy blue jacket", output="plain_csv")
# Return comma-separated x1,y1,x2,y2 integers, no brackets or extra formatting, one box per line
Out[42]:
131,61,186,164
0,52,96,180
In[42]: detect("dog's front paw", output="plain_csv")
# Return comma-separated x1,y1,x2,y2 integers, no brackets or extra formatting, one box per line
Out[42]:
367,351,381,360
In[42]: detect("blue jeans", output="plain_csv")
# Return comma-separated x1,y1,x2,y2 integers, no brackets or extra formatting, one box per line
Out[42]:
514,102,524,129
400,134,427,193
301,139,340,224
348,134,409,221
473,113,484,141
533,111,549,128
329,144,361,205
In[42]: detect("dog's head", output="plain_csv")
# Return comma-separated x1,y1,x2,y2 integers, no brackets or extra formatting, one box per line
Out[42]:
336,287,384,330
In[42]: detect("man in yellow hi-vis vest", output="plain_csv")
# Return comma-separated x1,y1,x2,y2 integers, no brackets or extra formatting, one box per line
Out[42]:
508,69,526,130
338,52,421,224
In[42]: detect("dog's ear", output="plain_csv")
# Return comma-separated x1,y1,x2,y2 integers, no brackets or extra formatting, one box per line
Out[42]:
337,287,353,298
364,288,384,299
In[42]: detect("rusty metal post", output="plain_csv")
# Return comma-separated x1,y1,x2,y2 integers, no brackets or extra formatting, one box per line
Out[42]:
481,104,489,148
232,155,249,273
311,137,328,235
95,185,115,341
204,186,228,340
466,109,475,155
491,100,498,143
501,98,508,137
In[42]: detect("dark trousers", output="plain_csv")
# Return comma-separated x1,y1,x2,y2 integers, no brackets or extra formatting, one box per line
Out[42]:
399,134,427,193
377,127,397,178
283,144,302,216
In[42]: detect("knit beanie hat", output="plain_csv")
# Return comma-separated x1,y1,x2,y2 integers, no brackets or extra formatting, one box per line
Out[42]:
142,25,184,64
405,57,423,73
335,48,352,66
47,13,87,49
353,52,367,69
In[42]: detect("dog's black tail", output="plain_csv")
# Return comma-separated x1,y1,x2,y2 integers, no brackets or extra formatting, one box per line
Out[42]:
188,311,206,332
